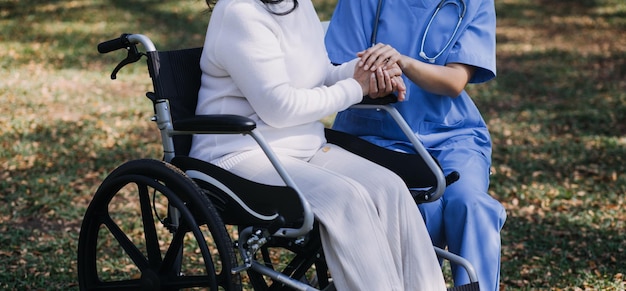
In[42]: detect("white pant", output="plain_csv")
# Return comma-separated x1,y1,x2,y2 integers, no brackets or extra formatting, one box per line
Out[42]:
214,144,446,291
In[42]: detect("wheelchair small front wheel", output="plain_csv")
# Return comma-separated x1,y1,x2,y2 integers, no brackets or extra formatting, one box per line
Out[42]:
77,159,241,290
246,224,331,291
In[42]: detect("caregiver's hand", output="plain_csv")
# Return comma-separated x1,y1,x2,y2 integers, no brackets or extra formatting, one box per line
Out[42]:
357,43,406,72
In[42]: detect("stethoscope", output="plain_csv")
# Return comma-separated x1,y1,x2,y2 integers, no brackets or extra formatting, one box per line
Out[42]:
371,0,467,64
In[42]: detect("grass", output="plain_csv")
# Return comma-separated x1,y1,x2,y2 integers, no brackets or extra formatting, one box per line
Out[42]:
1,0,625,290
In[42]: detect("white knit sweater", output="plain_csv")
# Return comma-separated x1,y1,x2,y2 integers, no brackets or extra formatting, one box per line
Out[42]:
190,0,362,162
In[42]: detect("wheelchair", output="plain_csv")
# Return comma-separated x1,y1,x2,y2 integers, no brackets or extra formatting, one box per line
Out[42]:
76,32,479,291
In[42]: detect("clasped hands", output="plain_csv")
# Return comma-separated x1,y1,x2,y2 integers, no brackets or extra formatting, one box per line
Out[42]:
353,43,406,101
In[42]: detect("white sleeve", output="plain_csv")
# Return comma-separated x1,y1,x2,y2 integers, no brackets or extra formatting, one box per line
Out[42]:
213,4,363,129
325,58,360,87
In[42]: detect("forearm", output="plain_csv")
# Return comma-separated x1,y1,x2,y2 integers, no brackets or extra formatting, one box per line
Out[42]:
357,44,475,98
399,56,475,97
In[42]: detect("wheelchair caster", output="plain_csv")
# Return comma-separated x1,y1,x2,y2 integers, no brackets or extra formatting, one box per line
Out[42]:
77,159,241,290
245,224,331,291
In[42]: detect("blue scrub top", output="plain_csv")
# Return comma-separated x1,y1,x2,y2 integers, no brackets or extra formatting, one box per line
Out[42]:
325,0,497,154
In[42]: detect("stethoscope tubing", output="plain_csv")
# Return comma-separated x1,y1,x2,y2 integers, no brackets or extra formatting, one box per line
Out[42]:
371,0,384,46
370,0,467,63
419,0,466,63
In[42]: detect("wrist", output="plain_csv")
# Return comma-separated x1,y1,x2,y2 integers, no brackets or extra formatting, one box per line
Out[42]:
398,55,408,70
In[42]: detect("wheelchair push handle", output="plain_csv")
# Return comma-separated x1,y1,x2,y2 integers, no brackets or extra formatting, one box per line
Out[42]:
98,33,132,54
98,33,157,54
98,33,157,79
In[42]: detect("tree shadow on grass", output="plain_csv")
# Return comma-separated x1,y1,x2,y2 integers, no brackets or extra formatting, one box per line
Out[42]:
0,0,209,70
496,0,626,25
472,47,626,169
1,116,160,222
502,209,626,288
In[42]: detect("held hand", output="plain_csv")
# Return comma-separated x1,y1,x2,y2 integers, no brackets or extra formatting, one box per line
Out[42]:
368,67,392,99
353,63,375,96
368,64,406,101
357,43,404,72
393,75,407,102
354,60,406,101
387,63,406,100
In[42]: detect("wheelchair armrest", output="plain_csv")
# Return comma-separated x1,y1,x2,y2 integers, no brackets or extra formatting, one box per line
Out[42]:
326,128,458,204
325,128,437,188
329,103,455,203
446,171,460,186
360,94,398,105
173,114,256,133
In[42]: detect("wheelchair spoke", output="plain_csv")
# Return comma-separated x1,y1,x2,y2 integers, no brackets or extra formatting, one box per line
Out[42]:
159,223,186,274
138,183,162,268
102,214,150,271
159,214,221,290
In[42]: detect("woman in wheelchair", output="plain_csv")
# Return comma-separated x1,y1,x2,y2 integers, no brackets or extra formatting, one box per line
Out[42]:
191,0,446,290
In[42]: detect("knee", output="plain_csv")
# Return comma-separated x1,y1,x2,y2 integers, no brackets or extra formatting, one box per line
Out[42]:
364,168,410,202
444,188,506,226
444,193,470,220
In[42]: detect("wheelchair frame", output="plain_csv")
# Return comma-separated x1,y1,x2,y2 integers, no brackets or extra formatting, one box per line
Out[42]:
77,32,478,291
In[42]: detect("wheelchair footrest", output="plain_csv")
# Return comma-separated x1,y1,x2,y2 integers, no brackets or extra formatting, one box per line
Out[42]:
447,282,480,291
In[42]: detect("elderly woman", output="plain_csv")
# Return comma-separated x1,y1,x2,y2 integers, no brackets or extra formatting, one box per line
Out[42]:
190,0,446,290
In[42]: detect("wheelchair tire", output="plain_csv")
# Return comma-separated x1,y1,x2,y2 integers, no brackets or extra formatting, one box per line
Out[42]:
77,159,241,291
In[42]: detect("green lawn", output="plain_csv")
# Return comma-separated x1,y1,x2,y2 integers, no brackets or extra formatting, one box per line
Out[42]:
1,0,625,290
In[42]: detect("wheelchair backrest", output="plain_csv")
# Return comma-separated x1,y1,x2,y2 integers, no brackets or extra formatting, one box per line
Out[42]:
147,47,203,156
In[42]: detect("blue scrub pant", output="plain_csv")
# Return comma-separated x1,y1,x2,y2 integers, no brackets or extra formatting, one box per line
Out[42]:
417,144,506,291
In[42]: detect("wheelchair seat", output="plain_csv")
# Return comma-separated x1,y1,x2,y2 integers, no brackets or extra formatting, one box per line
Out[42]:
172,156,304,230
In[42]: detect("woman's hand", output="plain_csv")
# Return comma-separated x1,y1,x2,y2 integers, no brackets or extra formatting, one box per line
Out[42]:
354,63,405,101
353,63,376,96
357,43,406,101
369,64,406,101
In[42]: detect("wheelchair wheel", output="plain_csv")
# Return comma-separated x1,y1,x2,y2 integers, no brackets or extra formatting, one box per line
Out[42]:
77,159,241,290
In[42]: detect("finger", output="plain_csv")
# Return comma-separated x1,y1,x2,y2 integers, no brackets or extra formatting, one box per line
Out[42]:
356,46,380,67
360,43,390,71
383,70,393,94
367,45,403,71
371,44,400,70
382,55,400,70
376,68,386,93
365,45,392,71
393,75,406,91
397,90,406,102
385,66,403,78
369,72,378,97
393,76,407,101
356,50,367,67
